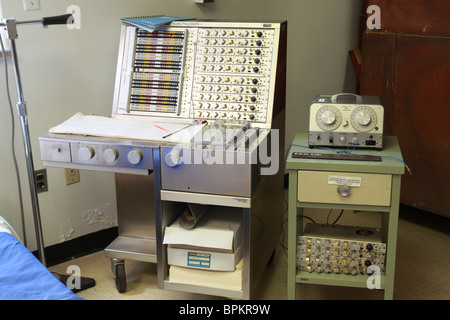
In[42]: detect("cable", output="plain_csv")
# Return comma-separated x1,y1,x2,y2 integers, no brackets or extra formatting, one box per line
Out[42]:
326,209,344,225
0,32,27,246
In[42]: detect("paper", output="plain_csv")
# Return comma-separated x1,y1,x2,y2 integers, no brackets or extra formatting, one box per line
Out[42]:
120,15,195,31
168,259,243,291
49,112,204,143
163,207,242,251
178,203,210,230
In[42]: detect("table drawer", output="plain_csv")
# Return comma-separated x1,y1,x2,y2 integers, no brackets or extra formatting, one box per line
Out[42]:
298,170,392,206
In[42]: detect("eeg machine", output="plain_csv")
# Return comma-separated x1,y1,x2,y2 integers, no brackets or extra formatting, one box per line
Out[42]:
39,18,287,299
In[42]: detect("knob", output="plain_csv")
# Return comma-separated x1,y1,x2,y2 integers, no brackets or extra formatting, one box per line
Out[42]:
103,147,119,163
337,185,351,197
165,150,182,167
321,110,336,125
356,111,371,126
79,146,95,161
127,149,143,165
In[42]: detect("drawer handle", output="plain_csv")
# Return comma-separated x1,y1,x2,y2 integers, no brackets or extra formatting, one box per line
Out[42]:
337,185,351,197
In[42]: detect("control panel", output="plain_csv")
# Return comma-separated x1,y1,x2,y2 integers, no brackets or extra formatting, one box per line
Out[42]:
297,224,386,275
39,136,155,173
113,20,285,128
308,94,384,149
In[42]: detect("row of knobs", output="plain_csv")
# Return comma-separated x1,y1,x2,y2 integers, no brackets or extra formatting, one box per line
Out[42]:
79,146,143,165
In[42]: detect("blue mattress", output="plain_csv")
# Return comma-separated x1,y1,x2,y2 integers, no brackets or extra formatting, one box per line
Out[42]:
0,232,83,300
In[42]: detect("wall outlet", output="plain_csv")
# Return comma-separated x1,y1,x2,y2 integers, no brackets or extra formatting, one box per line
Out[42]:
64,168,80,185
23,0,40,11
34,169,48,193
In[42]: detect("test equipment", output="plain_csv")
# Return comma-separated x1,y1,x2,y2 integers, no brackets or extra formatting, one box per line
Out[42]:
297,223,386,275
39,18,287,298
308,93,384,150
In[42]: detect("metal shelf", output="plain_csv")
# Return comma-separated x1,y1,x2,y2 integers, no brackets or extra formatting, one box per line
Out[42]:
164,280,244,299
105,235,157,263
296,270,385,289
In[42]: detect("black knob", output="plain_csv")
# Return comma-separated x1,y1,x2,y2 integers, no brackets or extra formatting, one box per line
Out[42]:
366,244,373,251
364,260,372,267
252,78,259,85
253,67,259,73
256,40,262,46
254,58,261,64
251,88,258,93
255,49,261,55
257,31,263,37
251,97,257,103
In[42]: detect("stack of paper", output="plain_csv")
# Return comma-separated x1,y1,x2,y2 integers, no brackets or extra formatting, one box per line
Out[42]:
163,207,243,271
165,207,243,291
168,259,243,291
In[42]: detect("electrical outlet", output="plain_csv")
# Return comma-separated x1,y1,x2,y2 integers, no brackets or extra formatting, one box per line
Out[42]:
23,0,40,11
34,169,48,193
64,168,80,185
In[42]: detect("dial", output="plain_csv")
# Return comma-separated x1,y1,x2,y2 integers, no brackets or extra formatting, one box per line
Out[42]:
127,149,143,165
315,105,342,131
350,106,377,132
165,151,182,167
79,146,95,161
103,148,119,163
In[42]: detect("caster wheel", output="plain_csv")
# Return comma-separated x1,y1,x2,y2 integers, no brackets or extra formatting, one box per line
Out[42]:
115,263,126,293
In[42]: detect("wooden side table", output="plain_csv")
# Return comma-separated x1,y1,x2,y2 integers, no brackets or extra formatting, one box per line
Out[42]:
286,133,405,300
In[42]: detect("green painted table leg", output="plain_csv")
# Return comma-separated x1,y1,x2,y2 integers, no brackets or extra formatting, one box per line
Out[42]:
383,175,401,300
287,170,298,300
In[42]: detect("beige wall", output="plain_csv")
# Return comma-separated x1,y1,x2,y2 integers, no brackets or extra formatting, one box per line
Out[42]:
0,0,361,250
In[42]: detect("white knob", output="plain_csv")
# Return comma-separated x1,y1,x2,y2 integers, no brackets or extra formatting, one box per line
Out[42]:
356,111,371,126
127,149,143,165
321,110,336,125
165,151,182,167
103,148,119,163
79,146,95,161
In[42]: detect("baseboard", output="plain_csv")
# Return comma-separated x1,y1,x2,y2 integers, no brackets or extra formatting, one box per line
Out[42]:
33,227,118,267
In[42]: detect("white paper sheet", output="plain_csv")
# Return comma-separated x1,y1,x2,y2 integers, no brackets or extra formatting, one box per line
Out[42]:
49,112,204,143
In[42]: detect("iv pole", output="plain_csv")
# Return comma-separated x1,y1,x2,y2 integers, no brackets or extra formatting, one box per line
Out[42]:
1,14,95,292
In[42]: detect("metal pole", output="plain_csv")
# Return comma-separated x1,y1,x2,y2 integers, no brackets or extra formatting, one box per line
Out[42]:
9,38,47,266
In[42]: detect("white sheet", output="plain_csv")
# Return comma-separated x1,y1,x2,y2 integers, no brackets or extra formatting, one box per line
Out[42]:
49,112,205,143
0,216,22,243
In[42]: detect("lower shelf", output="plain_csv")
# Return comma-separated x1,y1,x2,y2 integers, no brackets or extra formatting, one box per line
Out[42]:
164,259,244,299
164,280,244,299
296,270,385,289
104,235,157,263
